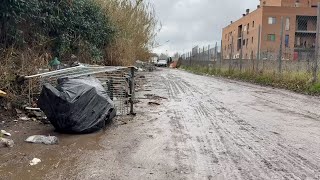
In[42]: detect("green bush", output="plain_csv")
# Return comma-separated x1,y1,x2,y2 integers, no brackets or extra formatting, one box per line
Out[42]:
309,83,320,94
0,0,115,61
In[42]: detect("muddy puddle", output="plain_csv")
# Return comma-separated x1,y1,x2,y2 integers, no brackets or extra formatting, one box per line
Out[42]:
0,119,127,180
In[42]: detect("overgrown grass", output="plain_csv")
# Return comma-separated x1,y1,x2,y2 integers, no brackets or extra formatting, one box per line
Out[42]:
182,65,320,95
0,0,158,103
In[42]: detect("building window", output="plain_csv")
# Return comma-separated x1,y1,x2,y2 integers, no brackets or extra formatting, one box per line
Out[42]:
252,21,255,27
268,17,276,24
243,39,246,46
285,17,290,31
246,38,249,47
267,34,276,41
285,35,289,47
252,37,254,43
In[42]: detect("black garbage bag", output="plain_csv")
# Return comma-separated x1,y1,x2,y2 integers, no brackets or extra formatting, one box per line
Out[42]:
38,76,116,134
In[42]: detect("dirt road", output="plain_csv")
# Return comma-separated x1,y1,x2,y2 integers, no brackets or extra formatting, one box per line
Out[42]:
2,68,320,180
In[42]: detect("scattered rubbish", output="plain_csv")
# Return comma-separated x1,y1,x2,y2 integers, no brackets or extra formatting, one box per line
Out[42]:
15,108,23,114
54,160,61,169
271,131,280,135
13,120,18,122
0,90,7,97
144,94,168,100
139,75,146,79
19,116,30,121
1,130,11,137
144,94,155,98
25,135,59,145
5,102,12,110
38,76,116,134
0,137,14,148
29,111,43,118
148,102,161,106
24,107,41,111
170,61,177,68
29,158,41,166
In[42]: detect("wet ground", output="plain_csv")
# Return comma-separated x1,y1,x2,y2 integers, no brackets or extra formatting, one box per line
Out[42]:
1,68,320,180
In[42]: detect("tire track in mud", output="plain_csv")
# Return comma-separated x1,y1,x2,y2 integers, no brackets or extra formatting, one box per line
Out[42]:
164,72,269,179
162,73,242,179
197,87,320,179
251,93,320,122
161,70,320,180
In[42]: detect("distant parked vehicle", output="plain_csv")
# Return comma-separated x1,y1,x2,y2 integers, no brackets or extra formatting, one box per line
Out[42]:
156,59,168,67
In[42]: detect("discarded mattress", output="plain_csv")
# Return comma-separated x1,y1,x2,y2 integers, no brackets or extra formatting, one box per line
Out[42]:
38,76,116,134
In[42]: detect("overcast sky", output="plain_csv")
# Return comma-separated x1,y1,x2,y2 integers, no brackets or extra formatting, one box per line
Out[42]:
151,0,258,56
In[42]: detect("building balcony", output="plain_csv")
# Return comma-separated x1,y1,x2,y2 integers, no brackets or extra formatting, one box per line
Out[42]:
294,45,315,51
295,30,316,34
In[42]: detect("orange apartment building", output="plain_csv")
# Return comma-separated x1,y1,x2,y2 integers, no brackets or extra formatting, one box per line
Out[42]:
222,0,319,60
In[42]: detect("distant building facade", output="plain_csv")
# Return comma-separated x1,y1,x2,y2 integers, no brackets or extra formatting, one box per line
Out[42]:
222,0,319,60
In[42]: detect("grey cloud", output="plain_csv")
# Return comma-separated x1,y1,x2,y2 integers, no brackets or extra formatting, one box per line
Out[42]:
152,0,258,55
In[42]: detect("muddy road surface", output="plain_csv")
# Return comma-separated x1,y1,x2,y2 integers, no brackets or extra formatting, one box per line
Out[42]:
1,68,320,180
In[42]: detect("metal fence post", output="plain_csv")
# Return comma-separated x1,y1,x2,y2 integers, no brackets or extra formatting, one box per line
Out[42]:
240,30,244,72
278,17,284,74
230,35,234,72
215,42,218,62
199,47,200,62
208,45,210,62
129,67,135,115
220,40,223,70
107,79,114,101
203,46,205,62
313,2,320,83
256,24,261,73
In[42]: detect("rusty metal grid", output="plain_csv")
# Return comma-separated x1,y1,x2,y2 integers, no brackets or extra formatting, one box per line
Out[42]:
26,66,134,116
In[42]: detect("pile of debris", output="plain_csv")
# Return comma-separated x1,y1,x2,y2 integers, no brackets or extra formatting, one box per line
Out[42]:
0,130,14,148
135,60,155,72
15,108,49,124
38,76,116,134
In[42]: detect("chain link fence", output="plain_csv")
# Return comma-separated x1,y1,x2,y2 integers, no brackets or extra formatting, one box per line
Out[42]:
180,11,320,82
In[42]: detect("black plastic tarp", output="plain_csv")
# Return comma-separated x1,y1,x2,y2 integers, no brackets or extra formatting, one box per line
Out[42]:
38,76,116,134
